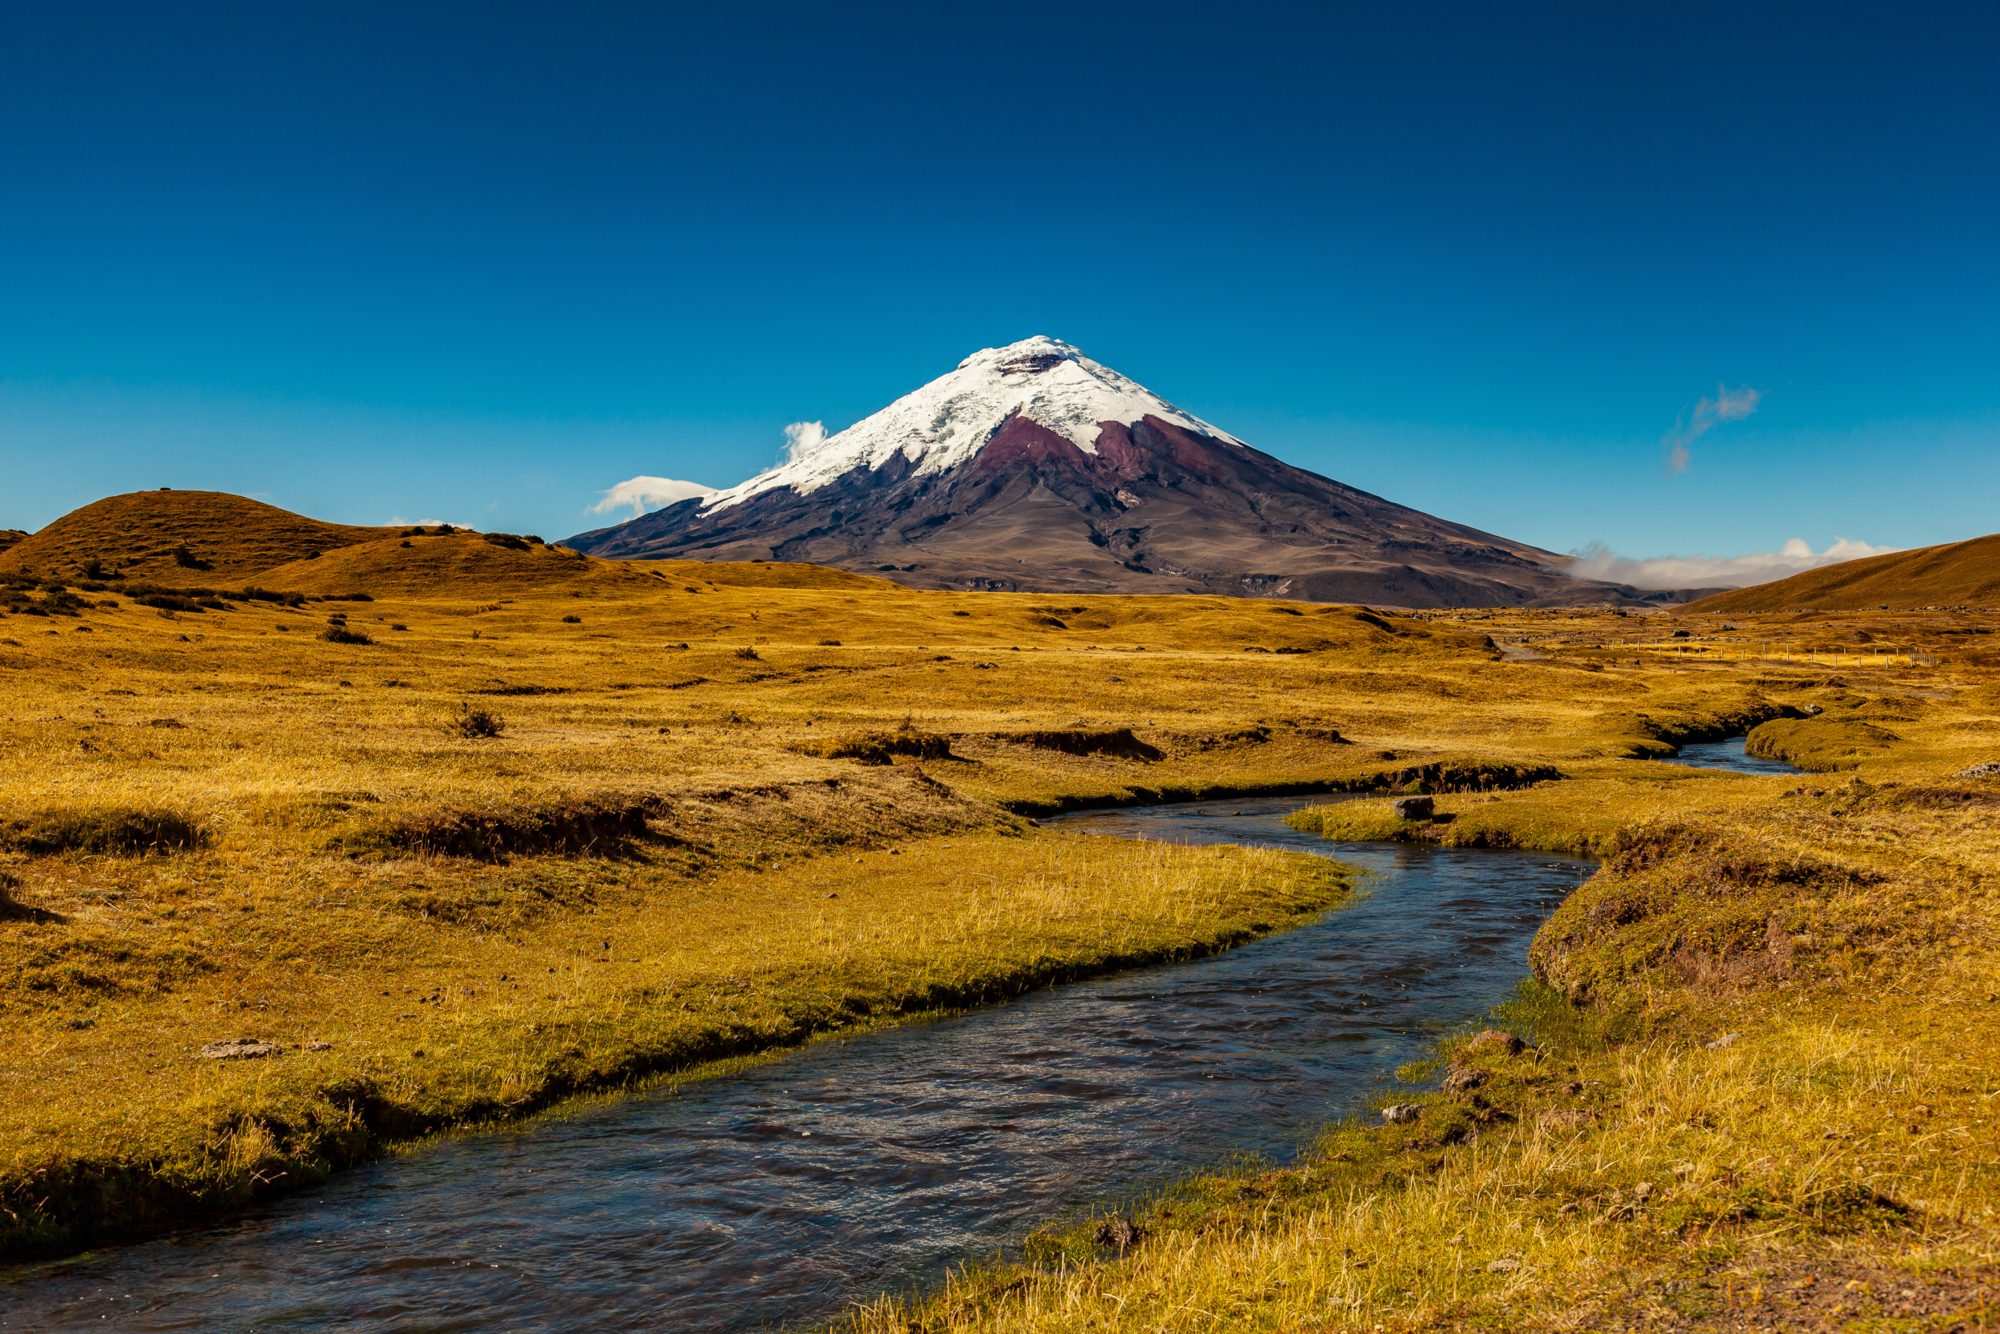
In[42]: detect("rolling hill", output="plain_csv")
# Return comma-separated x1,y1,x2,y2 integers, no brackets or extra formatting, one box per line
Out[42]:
1682,532,2000,613
256,530,665,596
0,490,396,583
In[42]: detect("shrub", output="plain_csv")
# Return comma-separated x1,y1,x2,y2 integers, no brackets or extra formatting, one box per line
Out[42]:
998,728,1165,762
561,614,582,624
734,647,760,660
322,626,373,645
448,703,505,739
481,532,532,551
818,639,841,646
789,731,953,765
0,808,209,856
136,594,204,613
335,798,653,862
170,545,211,570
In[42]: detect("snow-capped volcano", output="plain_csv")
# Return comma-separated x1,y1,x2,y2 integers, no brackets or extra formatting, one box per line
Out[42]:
568,338,1690,608
700,336,1240,514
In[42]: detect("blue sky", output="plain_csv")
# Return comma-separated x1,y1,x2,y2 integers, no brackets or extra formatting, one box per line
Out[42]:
2,2,1995,582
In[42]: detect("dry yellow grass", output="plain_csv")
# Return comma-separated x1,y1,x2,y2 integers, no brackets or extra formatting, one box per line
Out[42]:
4,530,2000,1324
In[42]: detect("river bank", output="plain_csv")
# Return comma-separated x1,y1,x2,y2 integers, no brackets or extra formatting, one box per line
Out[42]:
4,573,1994,1323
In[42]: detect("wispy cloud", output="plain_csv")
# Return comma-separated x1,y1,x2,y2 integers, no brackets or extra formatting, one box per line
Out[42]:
587,475,715,518
386,514,469,528
1564,536,1896,590
781,420,828,464
1663,382,1762,474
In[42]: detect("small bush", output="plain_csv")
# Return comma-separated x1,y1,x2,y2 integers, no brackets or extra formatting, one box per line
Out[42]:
789,731,953,765
322,626,373,645
481,532,532,551
237,587,307,606
336,798,653,862
561,614,582,624
449,703,505,739
817,639,841,646
734,647,760,660
0,807,209,856
137,594,204,613
998,728,1165,762
170,545,211,570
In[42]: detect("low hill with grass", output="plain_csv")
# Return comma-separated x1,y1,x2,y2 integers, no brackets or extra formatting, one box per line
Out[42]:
257,530,666,596
1683,531,2000,614
0,490,394,583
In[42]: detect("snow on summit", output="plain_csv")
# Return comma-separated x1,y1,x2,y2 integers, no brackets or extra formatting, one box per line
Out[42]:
701,337,1240,514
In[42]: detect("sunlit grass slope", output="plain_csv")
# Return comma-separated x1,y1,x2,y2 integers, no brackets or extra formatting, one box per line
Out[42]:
1684,530,2000,614
2,517,1999,1321
0,489,398,583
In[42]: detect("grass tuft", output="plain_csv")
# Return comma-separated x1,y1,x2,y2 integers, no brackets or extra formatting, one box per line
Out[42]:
447,703,505,738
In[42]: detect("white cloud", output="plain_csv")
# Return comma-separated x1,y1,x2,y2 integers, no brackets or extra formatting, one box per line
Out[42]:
587,475,716,518
1663,382,1762,474
781,420,828,464
386,515,470,528
1564,537,1898,590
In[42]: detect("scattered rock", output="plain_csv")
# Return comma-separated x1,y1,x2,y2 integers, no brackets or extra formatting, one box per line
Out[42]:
1631,1180,1654,1201
1705,1032,1742,1049
974,662,999,669
200,1038,279,1060
1381,1103,1424,1125
1392,795,1435,821
1093,1216,1144,1252
304,1040,333,1052
1441,1068,1487,1093
1486,1258,1521,1273
1956,761,2000,779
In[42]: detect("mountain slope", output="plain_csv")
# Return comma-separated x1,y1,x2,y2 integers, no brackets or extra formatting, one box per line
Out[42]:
1682,532,2000,613
569,337,1671,608
0,490,394,583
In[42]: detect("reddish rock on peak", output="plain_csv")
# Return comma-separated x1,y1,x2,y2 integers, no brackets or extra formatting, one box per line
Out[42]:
567,337,1706,608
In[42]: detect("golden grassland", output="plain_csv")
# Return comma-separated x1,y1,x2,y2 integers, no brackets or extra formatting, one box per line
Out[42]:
2,542,1999,1327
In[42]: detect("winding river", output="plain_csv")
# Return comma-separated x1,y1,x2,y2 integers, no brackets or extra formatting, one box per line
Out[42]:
2,796,1623,1332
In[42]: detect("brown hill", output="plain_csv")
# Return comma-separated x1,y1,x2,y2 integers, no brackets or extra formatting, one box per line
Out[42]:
257,532,665,596
1681,533,2000,614
0,490,393,583
647,560,905,593
0,530,26,555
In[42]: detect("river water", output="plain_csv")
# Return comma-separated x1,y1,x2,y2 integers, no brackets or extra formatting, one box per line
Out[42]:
1665,736,1804,777
3,798,1599,1333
